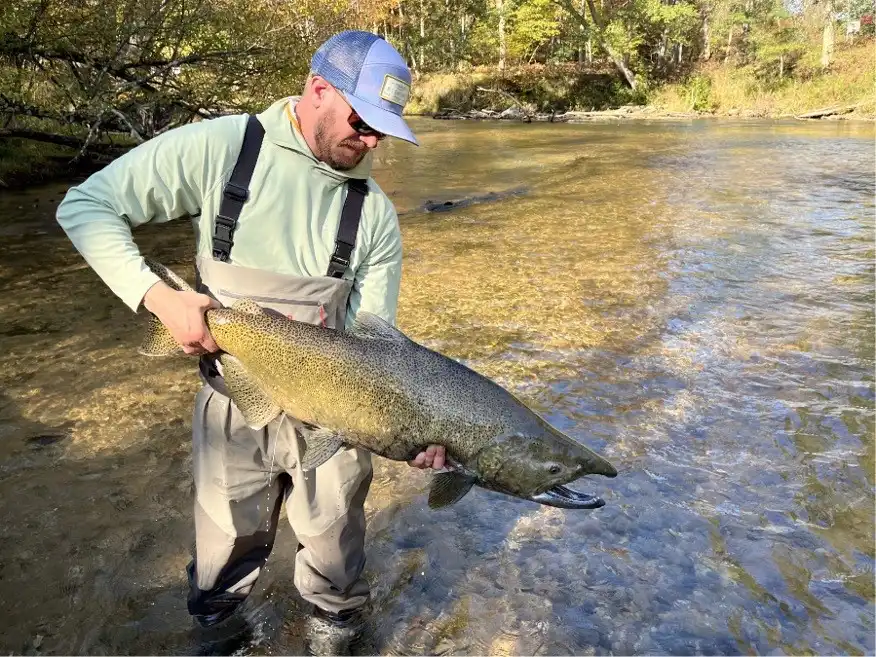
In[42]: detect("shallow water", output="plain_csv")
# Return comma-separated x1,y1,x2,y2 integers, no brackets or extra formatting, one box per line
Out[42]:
0,118,873,655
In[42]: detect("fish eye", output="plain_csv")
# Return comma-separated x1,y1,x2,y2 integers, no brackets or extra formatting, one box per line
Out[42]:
548,464,561,475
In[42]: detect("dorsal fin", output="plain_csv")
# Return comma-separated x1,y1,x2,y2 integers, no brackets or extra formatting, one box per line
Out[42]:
230,298,266,315
350,312,407,342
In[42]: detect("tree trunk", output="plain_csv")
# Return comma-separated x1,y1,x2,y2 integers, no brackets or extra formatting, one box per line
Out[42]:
725,25,734,64
658,31,667,70
419,0,425,71
702,15,711,60
586,0,635,87
821,0,835,68
398,2,419,73
779,52,784,77
497,0,507,71
446,0,455,67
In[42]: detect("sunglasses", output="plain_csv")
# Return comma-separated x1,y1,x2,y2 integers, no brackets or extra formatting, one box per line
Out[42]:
348,113,386,141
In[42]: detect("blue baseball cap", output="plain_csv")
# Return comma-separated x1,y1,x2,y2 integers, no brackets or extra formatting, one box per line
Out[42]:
311,31,418,145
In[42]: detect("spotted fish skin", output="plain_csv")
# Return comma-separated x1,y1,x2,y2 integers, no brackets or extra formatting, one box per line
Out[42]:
140,259,617,509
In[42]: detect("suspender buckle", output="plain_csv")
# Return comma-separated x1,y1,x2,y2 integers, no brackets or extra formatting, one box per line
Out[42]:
326,255,349,278
214,214,236,243
224,182,249,203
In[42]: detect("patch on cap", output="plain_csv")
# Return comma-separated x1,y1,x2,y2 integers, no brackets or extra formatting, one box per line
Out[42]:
380,74,411,107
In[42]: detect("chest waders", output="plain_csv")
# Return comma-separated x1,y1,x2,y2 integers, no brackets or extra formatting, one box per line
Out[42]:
187,116,373,626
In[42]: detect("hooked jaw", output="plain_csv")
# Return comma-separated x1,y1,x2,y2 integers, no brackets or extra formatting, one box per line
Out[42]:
530,485,606,509
531,451,618,510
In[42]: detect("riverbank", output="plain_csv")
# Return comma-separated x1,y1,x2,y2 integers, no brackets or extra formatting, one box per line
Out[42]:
426,101,873,123
407,37,874,122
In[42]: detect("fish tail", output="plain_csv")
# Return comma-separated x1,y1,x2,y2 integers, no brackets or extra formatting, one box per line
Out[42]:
138,258,192,357
143,257,194,292
139,314,182,356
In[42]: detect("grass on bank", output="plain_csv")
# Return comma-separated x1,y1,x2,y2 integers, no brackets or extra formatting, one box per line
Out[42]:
652,38,876,115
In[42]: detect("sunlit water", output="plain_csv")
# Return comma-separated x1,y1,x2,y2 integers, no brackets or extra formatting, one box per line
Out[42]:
0,118,872,655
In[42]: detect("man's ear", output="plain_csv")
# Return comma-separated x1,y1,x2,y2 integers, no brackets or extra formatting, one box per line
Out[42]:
308,75,332,108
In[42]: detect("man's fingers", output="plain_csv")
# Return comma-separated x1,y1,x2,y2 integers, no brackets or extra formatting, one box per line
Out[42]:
433,446,446,470
202,334,220,354
406,446,447,470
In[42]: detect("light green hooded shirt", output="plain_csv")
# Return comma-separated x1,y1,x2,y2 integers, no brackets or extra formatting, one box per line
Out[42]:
56,98,402,329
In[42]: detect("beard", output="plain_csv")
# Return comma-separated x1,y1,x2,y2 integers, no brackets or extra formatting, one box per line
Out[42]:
314,117,368,171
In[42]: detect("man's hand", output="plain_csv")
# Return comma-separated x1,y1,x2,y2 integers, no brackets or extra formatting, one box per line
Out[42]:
143,281,221,355
408,445,446,470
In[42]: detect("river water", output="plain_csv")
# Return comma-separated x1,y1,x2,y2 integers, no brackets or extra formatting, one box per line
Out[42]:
0,117,873,655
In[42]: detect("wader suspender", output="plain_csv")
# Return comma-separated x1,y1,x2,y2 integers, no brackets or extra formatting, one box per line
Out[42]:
211,114,369,277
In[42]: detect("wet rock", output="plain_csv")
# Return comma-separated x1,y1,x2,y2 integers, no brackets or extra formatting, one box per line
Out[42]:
498,107,528,121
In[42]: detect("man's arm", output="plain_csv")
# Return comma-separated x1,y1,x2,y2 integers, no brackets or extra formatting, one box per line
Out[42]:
56,119,235,352
346,204,403,327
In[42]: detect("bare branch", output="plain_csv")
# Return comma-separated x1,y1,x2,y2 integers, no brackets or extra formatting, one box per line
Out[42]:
110,109,146,142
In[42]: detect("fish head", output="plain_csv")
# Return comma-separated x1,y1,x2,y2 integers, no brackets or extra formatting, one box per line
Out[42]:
474,422,617,509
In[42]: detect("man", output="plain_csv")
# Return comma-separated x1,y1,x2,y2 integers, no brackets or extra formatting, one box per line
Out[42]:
56,30,446,655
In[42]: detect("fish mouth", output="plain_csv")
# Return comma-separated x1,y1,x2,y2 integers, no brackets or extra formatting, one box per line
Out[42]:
530,485,605,509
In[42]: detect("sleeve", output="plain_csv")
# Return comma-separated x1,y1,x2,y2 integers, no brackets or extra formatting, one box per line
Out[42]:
55,119,235,312
346,202,403,328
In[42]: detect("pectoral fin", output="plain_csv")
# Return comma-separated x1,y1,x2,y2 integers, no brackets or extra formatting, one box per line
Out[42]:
220,354,281,430
428,472,477,509
300,428,345,471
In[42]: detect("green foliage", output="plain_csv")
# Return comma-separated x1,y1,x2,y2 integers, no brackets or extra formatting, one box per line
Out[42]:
508,0,561,61
0,0,355,142
685,73,714,110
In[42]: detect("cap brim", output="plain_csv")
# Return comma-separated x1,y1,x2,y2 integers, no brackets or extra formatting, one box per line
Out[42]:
345,95,418,146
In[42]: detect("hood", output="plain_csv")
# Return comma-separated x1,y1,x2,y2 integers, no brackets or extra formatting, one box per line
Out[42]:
256,97,374,182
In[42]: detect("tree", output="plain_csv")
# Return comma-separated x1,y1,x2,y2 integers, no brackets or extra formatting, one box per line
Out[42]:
0,0,350,150
552,0,638,88
508,0,561,63
821,0,836,67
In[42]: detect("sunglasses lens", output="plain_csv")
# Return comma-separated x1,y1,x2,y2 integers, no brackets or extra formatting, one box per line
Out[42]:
350,116,384,140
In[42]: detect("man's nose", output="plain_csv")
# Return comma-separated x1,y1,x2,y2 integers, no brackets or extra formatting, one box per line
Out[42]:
359,134,380,149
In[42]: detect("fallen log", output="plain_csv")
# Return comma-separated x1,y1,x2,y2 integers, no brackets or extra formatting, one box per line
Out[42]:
795,104,861,120
0,129,129,156
475,87,535,118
